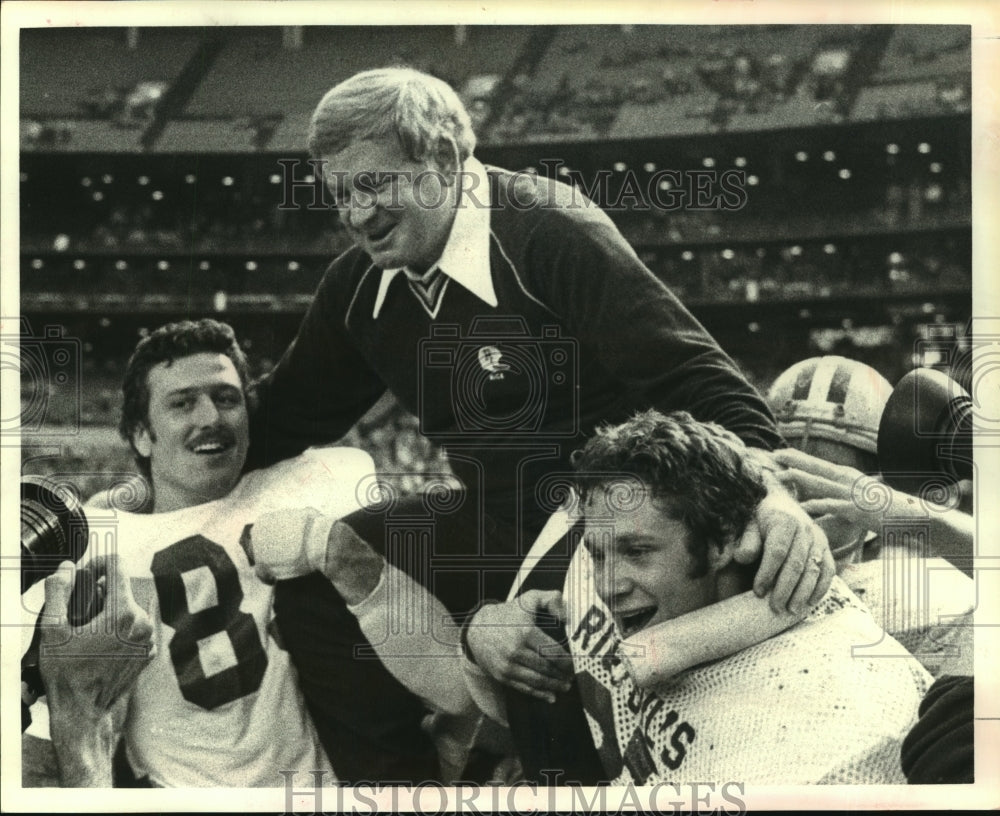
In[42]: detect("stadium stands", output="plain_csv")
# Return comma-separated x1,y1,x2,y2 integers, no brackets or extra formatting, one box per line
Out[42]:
874,25,970,83
20,27,202,117
184,26,533,117
17,24,973,447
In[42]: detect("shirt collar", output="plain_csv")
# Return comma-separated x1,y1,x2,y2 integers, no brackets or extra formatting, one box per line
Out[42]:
373,157,495,319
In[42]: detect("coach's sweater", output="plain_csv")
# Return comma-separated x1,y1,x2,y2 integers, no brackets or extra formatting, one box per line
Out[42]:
250,159,781,530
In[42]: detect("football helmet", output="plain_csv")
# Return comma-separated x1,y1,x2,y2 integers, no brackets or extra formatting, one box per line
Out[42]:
768,356,893,455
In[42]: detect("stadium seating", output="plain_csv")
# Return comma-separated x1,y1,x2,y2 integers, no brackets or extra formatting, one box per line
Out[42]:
873,25,970,83
20,27,202,117
184,26,532,118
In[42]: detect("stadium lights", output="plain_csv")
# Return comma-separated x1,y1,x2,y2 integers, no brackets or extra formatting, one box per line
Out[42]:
102,174,113,184
20,172,28,183
722,248,735,260
930,162,942,174
889,252,903,264
152,191,164,201
659,179,673,191
918,142,931,154
30,259,43,270
288,261,300,272
702,157,716,168
886,143,900,155
93,191,105,202
795,151,808,162
734,157,747,168
823,244,836,254
157,260,170,271
799,309,811,319
73,259,86,270
790,245,803,256
186,174,197,184
557,165,571,177
303,175,315,184
747,175,759,186
54,234,70,251
222,176,235,186
823,150,835,162
199,261,211,271
748,322,760,333
245,261,258,271
838,168,851,180
681,251,694,261
842,318,853,329
643,162,657,172
115,260,128,271
138,175,150,186
922,302,935,314
269,173,282,184
81,177,92,187
613,162,627,172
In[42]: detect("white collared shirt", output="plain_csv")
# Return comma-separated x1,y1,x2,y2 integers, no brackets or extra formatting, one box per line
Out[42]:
372,157,497,319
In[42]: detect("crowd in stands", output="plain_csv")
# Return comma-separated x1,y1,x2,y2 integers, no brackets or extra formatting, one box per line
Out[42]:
20,230,969,307
484,24,961,141
19,25,969,152
638,235,968,304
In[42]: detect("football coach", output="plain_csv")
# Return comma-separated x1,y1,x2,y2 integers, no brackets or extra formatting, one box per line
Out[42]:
248,66,833,782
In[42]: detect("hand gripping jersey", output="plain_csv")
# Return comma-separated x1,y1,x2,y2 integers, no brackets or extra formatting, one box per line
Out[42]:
86,447,375,787
563,547,932,785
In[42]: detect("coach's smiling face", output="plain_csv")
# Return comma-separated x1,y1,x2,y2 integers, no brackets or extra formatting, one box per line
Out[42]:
323,136,459,275
132,352,249,513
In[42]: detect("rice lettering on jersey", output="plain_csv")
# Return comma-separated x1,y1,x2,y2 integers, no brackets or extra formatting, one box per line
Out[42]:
563,545,930,785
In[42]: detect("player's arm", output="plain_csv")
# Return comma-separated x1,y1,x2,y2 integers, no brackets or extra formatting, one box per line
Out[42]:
248,509,475,717
38,556,154,787
246,258,387,469
772,447,974,566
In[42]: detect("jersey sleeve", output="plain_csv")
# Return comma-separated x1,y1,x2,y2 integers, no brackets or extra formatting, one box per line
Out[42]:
247,445,378,521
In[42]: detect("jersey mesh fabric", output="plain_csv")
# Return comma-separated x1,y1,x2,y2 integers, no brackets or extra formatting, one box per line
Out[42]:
87,447,374,787
564,546,931,785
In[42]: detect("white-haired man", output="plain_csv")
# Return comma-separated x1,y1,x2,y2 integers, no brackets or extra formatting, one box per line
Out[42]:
249,66,835,782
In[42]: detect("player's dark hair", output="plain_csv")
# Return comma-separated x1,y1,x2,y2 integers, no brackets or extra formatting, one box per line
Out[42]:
571,409,767,577
119,319,253,480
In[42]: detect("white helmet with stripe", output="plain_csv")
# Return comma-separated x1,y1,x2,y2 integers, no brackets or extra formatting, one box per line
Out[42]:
767,356,893,455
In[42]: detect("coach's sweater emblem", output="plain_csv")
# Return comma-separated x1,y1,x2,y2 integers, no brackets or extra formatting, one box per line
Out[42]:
478,346,510,380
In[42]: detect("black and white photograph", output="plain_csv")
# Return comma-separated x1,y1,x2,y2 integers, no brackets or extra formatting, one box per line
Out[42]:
2,1,998,811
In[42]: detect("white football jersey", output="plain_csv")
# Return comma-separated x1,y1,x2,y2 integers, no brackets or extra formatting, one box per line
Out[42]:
83,446,375,787
564,547,932,785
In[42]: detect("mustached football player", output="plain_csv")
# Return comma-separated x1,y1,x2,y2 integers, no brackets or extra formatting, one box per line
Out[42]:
23,319,472,787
